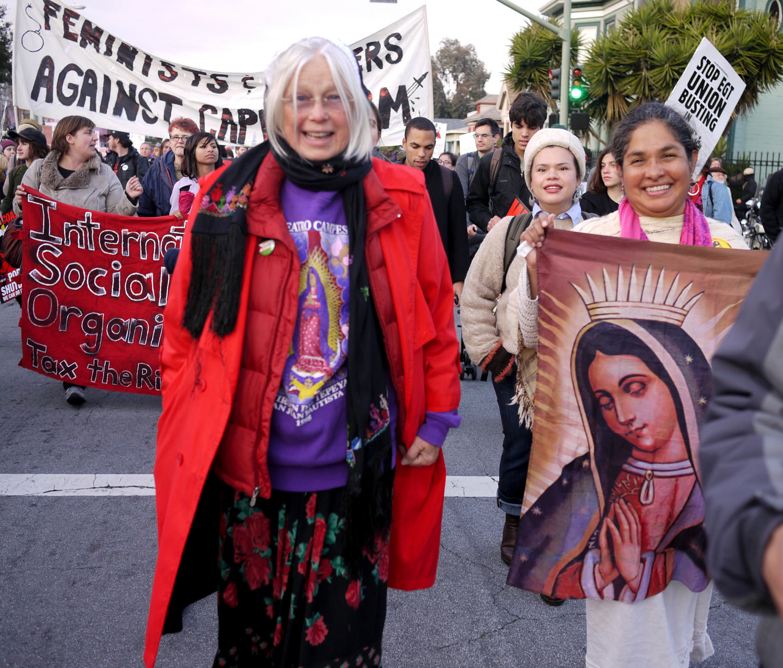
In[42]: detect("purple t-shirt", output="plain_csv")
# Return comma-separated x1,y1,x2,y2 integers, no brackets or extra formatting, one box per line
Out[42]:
268,181,460,492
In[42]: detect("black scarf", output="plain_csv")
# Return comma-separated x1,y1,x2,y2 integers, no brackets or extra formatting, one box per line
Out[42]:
183,140,393,565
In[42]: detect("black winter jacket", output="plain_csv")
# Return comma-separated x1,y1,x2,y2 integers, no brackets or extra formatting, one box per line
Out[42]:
760,169,783,242
419,160,469,283
138,151,176,217
465,133,532,231
103,148,150,192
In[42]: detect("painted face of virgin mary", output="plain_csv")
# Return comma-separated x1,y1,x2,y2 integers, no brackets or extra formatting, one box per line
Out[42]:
587,352,683,459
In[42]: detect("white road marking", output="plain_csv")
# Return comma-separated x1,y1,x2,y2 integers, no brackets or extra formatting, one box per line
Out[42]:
445,475,500,497
0,474,156,496
0,474,498,498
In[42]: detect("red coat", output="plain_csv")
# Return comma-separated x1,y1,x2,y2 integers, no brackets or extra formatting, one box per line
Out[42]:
144,155,461,667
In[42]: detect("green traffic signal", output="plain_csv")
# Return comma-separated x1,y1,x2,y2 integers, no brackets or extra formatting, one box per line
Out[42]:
569,67,587,105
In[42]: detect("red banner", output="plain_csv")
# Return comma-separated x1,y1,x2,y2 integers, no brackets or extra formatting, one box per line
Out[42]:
19,190,183,394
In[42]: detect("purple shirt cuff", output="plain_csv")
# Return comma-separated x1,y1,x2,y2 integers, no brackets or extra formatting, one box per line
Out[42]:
416,410,461,448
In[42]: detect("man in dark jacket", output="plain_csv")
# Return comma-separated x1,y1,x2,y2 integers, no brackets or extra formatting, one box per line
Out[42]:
760,168,783,243
401,116,469,300
103,131,149,192
455,117,500,200
700,241,783,666
138,117,198,217
732,166,757,220
466,92,547,234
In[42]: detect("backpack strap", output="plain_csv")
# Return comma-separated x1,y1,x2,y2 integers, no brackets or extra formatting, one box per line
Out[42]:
501,212,533,293
489,147,503,194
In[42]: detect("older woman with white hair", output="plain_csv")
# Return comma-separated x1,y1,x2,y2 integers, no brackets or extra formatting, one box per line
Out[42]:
144,36,461,667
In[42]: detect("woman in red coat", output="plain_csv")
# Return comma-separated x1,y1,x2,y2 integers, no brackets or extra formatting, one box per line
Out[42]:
144,36,461,667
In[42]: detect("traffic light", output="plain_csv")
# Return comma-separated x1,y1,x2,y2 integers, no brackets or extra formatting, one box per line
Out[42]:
570,112,590,132
549,68,561,101
569,67,587,106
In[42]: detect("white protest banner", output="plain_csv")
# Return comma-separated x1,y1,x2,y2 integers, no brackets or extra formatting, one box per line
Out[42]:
434,121,448,156
459,132,477,156
13,1,432,147
353,6,433,147
13,0,265,144
665,37,745,178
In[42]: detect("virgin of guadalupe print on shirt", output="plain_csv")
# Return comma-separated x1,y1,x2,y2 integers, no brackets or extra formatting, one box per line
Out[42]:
507,230,765,602
276,208,350,425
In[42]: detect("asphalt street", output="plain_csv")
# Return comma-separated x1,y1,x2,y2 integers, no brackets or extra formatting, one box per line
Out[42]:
0,299,759,667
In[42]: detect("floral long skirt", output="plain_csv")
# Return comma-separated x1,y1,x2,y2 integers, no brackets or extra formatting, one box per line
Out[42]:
213,480,389,668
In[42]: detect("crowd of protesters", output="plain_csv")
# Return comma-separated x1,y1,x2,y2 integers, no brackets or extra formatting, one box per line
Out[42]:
3,33,783,668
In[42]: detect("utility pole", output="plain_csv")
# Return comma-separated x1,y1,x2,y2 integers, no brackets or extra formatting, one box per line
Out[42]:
495,0,572,126
560,1,571,127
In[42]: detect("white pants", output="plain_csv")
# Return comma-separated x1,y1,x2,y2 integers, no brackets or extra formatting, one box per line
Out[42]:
585,582,714,668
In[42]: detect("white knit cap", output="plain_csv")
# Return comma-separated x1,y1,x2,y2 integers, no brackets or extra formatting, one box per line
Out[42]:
522,128,586,188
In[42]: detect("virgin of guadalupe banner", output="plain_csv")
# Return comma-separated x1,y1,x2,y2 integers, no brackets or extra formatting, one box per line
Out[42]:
508,230,765,602
19,190,182,395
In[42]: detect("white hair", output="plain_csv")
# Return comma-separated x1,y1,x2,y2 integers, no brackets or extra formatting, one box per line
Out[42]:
264,37,373,162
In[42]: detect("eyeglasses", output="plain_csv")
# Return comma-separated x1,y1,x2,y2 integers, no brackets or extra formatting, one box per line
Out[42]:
169,134,191,143
474,133,493,140
283,94,350,113
438,159,453,167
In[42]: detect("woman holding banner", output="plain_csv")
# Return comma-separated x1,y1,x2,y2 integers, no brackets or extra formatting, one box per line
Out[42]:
15,114,143,406
511,102,746,667
144,36,460,668
462,127,588,570
15,115,141,218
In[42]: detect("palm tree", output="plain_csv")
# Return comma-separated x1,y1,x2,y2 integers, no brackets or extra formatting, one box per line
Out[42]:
584,0,783,126
505,19,583,111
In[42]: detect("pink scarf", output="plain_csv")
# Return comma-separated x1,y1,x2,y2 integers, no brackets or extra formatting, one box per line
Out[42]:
618,197,713,246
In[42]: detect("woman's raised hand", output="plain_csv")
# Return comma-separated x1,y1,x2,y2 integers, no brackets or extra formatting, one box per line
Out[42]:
14,184,27,208
520,213,554,248
125,176,143,199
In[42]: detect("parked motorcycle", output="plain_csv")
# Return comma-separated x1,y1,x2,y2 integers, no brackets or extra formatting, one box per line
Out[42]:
740,198,771,250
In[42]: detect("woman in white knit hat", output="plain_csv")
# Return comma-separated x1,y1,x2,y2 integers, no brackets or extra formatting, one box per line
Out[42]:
461,127,588,571
521,127,587,227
